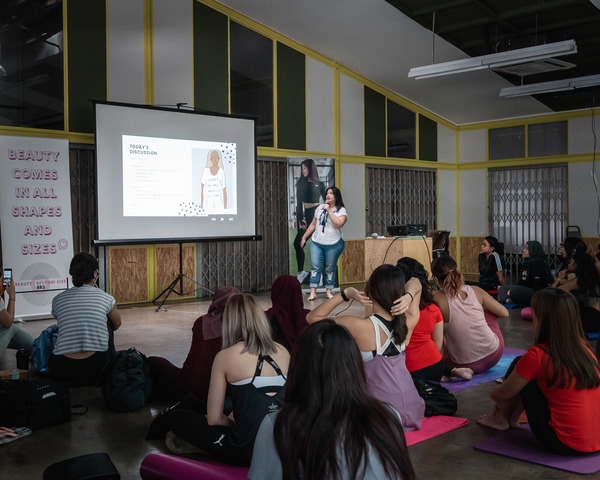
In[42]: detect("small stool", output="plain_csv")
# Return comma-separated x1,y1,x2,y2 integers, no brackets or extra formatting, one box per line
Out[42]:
43,453,120,480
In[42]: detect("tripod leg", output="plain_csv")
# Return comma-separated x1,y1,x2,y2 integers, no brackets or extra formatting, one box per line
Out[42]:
153,274,185,311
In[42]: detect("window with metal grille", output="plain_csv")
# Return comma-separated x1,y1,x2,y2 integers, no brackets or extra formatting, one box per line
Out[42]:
488,164,568,282
365,165,436,236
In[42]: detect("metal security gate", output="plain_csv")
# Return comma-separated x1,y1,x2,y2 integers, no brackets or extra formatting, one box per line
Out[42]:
488,164,568,282
199,157,289,292
366,165,437,236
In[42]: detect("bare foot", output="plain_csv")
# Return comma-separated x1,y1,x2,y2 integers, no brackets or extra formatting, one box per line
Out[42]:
451,367,474,380
326,291,334,299
476,413,510,431
307,296,317,301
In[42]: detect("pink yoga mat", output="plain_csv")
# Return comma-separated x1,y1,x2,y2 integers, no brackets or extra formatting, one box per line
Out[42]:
405,416,469,446
474,425,600,474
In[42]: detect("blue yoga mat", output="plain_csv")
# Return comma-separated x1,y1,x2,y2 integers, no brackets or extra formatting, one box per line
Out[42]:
441,348,526,393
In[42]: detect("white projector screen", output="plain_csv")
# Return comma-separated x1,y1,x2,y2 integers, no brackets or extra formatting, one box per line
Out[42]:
94,102,258,244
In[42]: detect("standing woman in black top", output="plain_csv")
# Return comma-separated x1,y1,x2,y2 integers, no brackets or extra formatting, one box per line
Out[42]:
293,159,326,283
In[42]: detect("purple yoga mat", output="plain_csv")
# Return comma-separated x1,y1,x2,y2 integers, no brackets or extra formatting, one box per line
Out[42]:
474,425,600,474
441,348,526,393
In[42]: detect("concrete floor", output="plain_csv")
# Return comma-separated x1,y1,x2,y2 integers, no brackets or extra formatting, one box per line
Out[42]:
0,293,589,479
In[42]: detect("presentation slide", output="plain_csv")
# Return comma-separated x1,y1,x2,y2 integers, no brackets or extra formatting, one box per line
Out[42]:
122,136,237,217
95,102,257,243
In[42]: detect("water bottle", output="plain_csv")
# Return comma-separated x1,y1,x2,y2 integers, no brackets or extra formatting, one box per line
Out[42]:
16,349,30,370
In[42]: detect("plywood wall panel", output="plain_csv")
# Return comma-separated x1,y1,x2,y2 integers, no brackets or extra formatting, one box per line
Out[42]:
341,240,365,284
460,236,483,275
156,245,196,299
110,247,148,303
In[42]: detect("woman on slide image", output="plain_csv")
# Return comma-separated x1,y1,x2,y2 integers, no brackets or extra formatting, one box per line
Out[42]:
200,149,227,211
300,186,347,301
477,288,600,456
249,320,415,480
293,159,326,284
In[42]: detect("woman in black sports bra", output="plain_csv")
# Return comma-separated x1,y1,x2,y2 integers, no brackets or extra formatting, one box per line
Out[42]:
293,159,326,283
165,293,289,466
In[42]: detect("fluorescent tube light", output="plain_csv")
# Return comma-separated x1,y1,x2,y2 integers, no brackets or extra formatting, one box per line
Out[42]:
499,74,600,98
408,40,577,80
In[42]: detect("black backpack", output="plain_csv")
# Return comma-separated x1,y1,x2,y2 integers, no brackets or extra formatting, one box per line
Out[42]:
0,379,71,429
100,347,152,412
413,378,458,417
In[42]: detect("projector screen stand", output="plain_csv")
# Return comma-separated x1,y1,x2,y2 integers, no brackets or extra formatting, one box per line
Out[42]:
153,243,214,311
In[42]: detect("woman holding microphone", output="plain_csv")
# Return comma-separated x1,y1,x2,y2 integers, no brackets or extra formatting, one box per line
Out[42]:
300,186,347,301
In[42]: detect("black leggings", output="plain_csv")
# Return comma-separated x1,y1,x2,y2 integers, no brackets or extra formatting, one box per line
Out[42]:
293,205,317,271
410,359,444,382
506,357,590,456
168,408,251,466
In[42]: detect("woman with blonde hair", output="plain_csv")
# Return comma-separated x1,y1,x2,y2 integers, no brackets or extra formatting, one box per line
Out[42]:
432,255,508,374
478,288,600,455
200,149,227,211
166,293,289,466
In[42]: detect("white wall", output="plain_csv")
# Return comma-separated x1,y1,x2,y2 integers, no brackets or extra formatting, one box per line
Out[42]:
569,115,600,155
438,124,456,164
438,169,457,234
569,162,600,235
107,0,145,104
459,169,487,236
339,74,364,156
340,163,366,239
459,129,486,163
306,58,335,153
153,0,193,106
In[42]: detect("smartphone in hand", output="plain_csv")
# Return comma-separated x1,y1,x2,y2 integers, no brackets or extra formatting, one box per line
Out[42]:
2,268,12,286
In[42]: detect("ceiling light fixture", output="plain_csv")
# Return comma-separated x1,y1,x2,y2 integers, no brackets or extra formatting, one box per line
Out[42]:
408,40,577,80
499,73,600,98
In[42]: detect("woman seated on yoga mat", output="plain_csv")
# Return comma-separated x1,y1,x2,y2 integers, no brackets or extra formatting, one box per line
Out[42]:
147,286,240,402
249,320,415,480
432,255,508,375
500,241,553,307
265,275,310,352
307,264,425,432
396,257,472,382
477,288,600,456
553,252,600,333
165,293,289,466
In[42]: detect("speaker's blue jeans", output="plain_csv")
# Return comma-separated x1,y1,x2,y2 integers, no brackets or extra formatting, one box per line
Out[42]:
309,238,345,289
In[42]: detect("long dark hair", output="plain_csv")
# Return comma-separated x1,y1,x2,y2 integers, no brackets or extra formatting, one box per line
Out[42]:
273,320,415,480
299,159,320,183
327,186,345,209
364,264,407,345
69,252,98,287
531,288,600,389
396,256,435,309
431,255,464,297
570,252,600,299
485,235,504,255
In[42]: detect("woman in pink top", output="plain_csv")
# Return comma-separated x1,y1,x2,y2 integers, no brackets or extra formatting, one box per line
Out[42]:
432,256,508,374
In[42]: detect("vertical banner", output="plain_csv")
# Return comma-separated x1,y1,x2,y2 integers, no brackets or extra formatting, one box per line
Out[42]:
0,136,73,320
287,157,335,288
